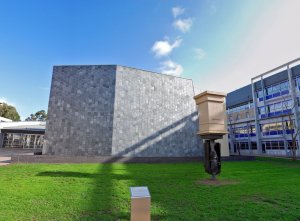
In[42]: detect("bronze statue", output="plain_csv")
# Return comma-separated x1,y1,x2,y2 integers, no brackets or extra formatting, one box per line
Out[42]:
204,140,221,180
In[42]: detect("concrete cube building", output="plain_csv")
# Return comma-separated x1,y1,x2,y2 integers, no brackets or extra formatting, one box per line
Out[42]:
43,65,202,157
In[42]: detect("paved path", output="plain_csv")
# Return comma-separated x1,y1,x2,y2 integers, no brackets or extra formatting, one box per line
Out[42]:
0,156,11,166
0,148,39,166
231,154,300,160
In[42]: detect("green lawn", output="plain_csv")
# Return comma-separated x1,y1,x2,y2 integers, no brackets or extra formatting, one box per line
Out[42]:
0,158,299,221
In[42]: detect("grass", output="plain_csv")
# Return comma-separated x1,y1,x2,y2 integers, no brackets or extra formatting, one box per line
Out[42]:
0,158,299,221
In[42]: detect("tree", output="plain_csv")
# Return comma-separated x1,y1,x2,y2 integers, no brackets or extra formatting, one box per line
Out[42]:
25,110,47,121
0,102,20,121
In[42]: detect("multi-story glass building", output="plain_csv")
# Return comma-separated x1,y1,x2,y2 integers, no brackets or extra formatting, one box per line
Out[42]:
227,58,300,157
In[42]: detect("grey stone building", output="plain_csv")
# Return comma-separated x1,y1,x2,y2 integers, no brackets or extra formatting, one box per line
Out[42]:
43,65,202,157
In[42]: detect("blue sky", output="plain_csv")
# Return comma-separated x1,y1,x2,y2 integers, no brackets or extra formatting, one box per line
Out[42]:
1,0,300,120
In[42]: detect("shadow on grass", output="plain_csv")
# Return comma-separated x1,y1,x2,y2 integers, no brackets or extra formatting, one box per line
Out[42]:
81,163,129,221
36,164,169,220
37,164,128,220
37,171,132,180
36,112,202,220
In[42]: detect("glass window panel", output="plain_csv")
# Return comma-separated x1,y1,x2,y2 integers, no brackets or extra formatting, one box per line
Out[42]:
297,78,300,86
259,107,265,114
257,90,263,98
266,87,272,95
263,124,269,132
275,102,282,110
269,123,277,131
273,84,280,92
251,142,257,149
281,81,289,90
283,100,291,109
246,112,249,118
279,141,284,148
276,122,283,130
269,104,275,112
295,78,300,86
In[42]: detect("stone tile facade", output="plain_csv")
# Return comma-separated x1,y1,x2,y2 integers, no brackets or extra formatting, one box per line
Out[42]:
43,65,202,157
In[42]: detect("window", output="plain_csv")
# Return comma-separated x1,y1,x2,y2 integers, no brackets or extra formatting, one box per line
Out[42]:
288,140,298,149
280,81,289,91
267,104,275,113
260,99,292,117
273,84,280,93
282,100,292,109
228,102,253,113
266,87,273,95
271,141,279,149
261,121,283,136
243,126,248,134
285,120,294,130
274,102,282,111
246,112,249,118
257,90,263,98
258,106,266,115
278,141,285,150
250,125,256,134
234,128,239,135
234,142,249,150
261,124,270,132
251,142,257,150
268,123,277,131
240,142,249,150
262,140,286,150
263,81,289,100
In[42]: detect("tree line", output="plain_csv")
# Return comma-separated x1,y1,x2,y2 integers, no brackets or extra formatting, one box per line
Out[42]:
0,102,47,121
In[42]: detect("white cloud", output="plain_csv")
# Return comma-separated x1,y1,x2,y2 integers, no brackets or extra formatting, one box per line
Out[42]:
172,6,185,18
151,38,182,57
159,60,184,76
195,48,206,60
173,18,193,33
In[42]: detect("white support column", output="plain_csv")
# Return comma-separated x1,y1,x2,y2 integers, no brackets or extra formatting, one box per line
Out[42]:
287,65,300,156
21,134,24,149
247,122,252,155
260,76,267,113
33,135,37,149
251,79,262,154
228,121,235,155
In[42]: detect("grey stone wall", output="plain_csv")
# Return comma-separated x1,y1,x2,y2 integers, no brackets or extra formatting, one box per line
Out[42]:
43,65,117,156
43,65,202,157
112,66,201,157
